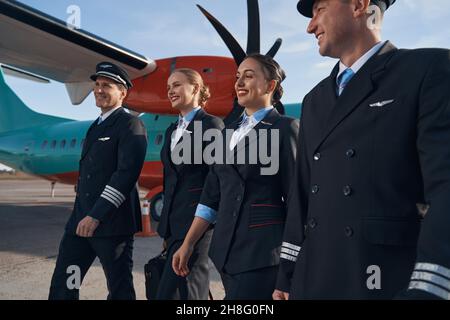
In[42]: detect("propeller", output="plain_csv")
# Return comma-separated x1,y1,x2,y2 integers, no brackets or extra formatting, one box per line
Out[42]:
197,0,285,121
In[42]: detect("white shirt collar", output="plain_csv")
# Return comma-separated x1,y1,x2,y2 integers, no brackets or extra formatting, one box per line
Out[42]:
99,105,122,123
337,41,387,79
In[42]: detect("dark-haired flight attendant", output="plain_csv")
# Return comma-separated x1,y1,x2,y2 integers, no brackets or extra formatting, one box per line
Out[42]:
172,54,299,300
156,68,224,300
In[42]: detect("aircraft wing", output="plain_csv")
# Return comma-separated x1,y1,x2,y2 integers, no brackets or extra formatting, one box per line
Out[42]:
0,0,156,104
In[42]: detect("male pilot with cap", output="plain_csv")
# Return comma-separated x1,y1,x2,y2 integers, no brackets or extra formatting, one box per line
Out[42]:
49,62,148,300
274,0,450,299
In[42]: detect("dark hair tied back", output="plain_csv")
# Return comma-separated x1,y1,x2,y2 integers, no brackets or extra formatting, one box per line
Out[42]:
245,53,286,104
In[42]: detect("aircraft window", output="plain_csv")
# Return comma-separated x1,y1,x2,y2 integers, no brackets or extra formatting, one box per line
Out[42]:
60,140,66,149
154,115,159,121
50,140,57,149
70,139,77,148
155,134,163,146
41,141,48,149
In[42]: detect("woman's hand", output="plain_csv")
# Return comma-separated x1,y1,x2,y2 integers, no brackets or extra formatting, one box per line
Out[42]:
172,243,194,277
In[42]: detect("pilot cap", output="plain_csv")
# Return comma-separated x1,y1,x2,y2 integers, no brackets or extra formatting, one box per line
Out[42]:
90,62,133,89
297,0,396,18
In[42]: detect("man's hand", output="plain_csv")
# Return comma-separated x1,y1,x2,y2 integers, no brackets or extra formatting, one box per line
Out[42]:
76,216,100,238
172,243,194,277
273,289,289,300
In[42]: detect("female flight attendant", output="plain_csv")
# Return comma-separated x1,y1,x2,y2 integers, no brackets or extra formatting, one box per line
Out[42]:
172,54,299,300
156,68,224,300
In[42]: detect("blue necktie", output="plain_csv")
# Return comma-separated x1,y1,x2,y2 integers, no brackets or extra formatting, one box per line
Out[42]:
97,117,103,125
336,68,355,96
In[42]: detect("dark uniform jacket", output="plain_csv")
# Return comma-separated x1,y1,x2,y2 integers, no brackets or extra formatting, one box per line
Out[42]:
277,42,450,299
200,109,299,275
157,108,224,242
66,107,147,237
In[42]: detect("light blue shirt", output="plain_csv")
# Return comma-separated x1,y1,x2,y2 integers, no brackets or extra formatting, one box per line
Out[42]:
179,106,201,125
98,105,122,124
336,41,387,82
195,105,274,224
241,105,274,124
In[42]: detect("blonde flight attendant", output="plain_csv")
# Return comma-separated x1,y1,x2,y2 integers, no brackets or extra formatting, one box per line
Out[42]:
155,68,224,300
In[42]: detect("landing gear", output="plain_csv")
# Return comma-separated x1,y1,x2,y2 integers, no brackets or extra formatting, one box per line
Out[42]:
50,181,56,198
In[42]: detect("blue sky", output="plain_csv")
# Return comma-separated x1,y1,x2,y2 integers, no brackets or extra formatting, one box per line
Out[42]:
3,0,450,122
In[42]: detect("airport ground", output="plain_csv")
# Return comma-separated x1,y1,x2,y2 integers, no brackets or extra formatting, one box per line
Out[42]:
0,178,224,300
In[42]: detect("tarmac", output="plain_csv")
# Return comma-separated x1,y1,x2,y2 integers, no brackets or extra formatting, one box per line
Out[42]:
0,179,225,300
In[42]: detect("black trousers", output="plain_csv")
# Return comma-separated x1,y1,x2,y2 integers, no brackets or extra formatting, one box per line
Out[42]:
221,265,278,300
48,232,135,300
155,229,212,300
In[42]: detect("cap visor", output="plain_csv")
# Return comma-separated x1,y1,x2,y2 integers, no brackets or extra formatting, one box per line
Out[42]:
297,0,315,18
90,73,128,88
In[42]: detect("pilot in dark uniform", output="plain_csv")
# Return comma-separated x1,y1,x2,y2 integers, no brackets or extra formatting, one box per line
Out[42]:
275,0,450,300
172,54,299,300
156,68,224,300
49,62,147,300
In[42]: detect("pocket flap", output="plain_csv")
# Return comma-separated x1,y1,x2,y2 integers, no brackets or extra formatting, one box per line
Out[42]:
363,217,420,246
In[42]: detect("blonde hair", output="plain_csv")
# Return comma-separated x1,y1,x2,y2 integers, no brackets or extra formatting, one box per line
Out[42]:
171,68,211,107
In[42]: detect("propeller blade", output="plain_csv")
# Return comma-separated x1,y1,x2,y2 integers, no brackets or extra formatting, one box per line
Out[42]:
197,4,246,65
246,0,260,55
266,38,283,58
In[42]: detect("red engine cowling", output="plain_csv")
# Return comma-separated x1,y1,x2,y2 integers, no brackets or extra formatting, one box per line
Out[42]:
125,56,237,117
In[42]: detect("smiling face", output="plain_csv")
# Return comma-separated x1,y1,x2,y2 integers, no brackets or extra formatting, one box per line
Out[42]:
167,71,199,113
306,0,356,58
235,57,275,111
93,76,127,113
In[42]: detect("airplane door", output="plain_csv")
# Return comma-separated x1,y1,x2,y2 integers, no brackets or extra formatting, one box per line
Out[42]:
22,140,35,172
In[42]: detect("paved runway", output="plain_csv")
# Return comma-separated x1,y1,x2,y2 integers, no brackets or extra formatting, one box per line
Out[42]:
0,179,224,300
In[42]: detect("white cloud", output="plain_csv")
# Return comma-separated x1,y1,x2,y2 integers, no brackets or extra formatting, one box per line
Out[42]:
314,60,338,69
282,41,312,54
412,32,450,48
397,0,450,20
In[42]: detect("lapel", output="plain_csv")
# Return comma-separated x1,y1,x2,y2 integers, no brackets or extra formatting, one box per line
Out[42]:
161,121,177,174
175,108,206,150
81,108,124,160
230,108,281,180
312,41,398,152
233,108,280,155
169,108,207,174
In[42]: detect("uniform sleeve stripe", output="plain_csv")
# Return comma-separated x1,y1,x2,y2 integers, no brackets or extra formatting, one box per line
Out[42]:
282,242,301,252
280,253,297,262
105,185,126,202
281,247,299,257
100,194,120,208
408,280,450,300
103,188,123,206
105,185,125,201
414,263,450,279
411,271,450,291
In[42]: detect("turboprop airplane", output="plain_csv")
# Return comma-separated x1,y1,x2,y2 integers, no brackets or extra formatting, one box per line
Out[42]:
0,0,301,220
